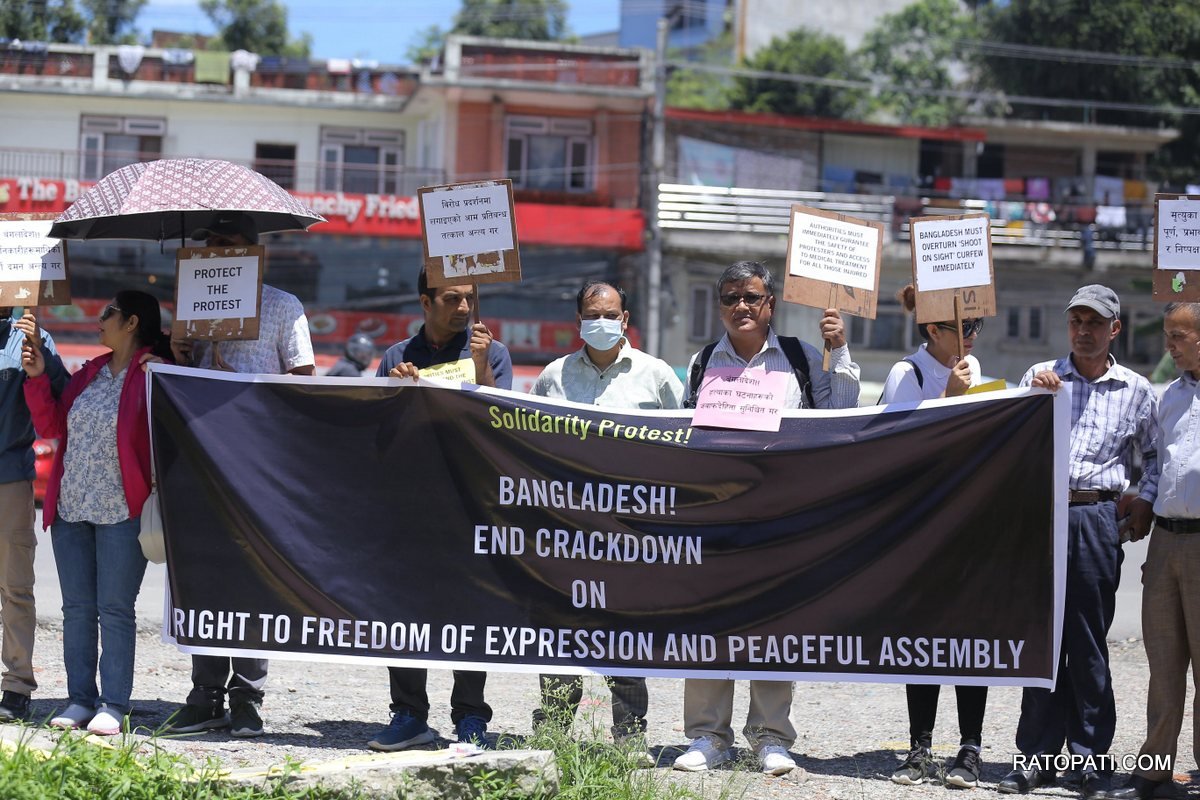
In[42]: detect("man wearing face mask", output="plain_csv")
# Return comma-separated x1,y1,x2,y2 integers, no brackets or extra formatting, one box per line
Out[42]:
528,280,682,751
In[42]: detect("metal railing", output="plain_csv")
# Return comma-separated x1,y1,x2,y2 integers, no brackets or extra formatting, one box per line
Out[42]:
657,183,895,236
0,148,445,196
658,184,1154,252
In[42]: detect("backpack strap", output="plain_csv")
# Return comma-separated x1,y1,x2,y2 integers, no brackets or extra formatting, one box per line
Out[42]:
776,336,815,409
877,357,924,404
684,342,717,409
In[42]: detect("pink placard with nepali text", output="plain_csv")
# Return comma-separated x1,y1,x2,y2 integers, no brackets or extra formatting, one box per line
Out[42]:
691,367,788,432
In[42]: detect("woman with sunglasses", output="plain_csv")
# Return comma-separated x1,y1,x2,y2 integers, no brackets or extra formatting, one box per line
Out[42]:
881,284,987,788
20,291,172,735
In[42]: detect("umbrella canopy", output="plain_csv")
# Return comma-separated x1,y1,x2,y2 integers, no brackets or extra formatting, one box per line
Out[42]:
49,158,325,241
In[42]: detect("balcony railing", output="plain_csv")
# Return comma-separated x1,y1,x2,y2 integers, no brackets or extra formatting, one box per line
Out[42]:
658,183,1154,252
0,147,444,196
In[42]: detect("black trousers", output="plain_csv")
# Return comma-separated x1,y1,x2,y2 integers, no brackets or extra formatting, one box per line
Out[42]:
1015,502,1121,760
905,683,988,748
387,666,491,725
533,673,649,738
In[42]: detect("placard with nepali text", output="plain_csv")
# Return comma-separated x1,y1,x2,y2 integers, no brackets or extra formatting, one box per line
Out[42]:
1154,195,1200,301
419,180,521,288
0,213,72,306
691,367,787,432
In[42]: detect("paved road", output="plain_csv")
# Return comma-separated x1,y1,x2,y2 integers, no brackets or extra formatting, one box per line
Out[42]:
31,510,1152,639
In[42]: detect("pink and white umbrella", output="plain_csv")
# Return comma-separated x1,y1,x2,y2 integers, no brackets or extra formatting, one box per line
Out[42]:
49,158,325,242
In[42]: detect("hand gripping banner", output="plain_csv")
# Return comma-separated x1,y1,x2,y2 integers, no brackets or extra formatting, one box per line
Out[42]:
148,366,1068,687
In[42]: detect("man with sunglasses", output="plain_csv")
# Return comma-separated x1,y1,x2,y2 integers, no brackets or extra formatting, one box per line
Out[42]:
164,214,315,740
673,260,859,777
999,285,1156,800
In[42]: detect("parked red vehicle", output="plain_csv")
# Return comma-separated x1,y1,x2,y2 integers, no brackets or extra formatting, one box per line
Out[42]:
33,438,54,504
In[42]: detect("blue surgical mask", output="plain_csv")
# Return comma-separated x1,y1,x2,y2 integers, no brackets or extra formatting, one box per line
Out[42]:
580,318,624,351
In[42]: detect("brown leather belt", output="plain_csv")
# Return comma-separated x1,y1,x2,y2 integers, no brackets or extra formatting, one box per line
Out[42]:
1155,516,1200,534
1068,490,1120,504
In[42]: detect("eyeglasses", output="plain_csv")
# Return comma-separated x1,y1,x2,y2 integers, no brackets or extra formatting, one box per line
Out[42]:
719,292,767,308
936,318,985,337
99,305,123,322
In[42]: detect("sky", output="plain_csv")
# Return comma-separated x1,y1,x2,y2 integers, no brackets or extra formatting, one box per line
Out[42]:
137,0,622,63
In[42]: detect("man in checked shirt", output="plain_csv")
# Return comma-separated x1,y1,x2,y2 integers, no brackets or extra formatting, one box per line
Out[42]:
998,285,1157,800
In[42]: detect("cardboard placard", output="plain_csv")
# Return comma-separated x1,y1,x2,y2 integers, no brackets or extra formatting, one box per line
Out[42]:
172,245,264,341
0,212,72,306
782,205,882,319
1153,194,1200,300
909,213,996,324
418,179,521,288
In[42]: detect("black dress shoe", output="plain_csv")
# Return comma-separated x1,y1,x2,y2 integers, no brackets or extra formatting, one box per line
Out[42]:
998,766,1056,794
1082,770,1112,800
1109,775,1173,800
0,690,30,722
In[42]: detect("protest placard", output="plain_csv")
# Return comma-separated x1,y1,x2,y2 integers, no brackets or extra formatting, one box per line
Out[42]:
783,205,882,369
0,213,72,306
1153,194,1200,300
419,179,521,289
172,245,264,341
691,367,788,432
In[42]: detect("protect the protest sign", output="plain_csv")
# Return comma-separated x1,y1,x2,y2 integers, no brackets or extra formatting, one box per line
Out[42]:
149,366,1067,687
419,179,521,288
1153,194,1200,301
172,245,264,341
783,205,882,319
909,213,995,324
0,213,72,306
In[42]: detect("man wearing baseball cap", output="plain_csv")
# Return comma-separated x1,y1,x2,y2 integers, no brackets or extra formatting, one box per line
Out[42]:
998,285,1157,799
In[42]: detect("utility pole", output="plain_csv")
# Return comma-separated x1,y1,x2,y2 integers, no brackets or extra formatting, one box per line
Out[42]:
646,17,668,358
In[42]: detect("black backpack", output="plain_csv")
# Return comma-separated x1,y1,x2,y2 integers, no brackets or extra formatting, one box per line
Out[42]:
684,336,814,409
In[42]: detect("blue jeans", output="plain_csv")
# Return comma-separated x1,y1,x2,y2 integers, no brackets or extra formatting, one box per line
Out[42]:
51,517,147,714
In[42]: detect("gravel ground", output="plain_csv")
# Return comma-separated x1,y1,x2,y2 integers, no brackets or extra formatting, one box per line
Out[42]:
13,623,1198,798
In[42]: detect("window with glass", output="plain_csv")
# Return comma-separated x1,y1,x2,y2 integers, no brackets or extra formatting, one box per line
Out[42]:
319,128,404,194
79,116,165,180
505,116,593,192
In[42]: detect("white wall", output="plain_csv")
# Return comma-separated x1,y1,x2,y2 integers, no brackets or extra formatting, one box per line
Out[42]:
741,0,919,57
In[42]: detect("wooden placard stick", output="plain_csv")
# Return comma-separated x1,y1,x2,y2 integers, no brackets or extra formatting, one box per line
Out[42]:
473,281,481,325
954,295,965,361
822,284,836,371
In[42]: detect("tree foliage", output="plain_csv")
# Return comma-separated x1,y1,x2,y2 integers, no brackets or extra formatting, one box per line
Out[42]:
728,28,867,119
406,24,446,64
80,0,145,44
666,30,734,111
0,0,86,43
200,0,311,57
857,0,978,126
975,0,1200,184
451,0,568,41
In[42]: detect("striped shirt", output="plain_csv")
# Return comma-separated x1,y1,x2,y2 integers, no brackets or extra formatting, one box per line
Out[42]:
1020,355,1157,497
1145,371,1200,518
684,329,860,409
531,342,684,409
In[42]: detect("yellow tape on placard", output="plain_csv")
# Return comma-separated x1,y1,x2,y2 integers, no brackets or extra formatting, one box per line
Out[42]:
966,379,1007,395
422,358,477,383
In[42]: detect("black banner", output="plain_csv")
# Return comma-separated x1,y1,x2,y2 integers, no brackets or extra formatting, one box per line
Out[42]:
149,366,1066,686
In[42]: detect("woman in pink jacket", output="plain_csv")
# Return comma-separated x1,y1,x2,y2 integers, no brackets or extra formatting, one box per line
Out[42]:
22,290,171,736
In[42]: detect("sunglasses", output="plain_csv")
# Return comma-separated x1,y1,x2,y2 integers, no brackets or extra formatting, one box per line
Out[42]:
719,292,768,308
99,305,124,322
936,318,985,337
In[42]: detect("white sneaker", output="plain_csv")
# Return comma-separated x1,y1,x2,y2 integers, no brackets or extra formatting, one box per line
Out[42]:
758,743,796,776
86,707,123,736
673,737,730,771
50,703,94,730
